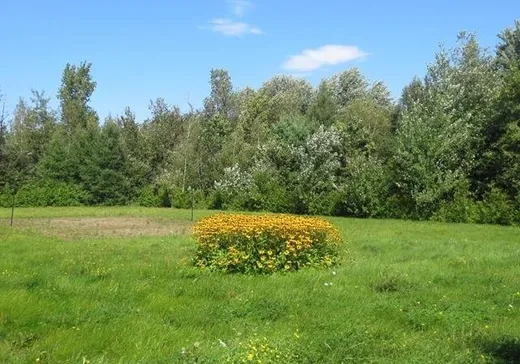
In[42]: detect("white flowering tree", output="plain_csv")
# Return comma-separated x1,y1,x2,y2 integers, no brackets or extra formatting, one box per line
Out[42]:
393,33,501,218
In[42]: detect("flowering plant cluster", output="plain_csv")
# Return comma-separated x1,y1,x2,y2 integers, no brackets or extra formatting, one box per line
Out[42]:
192,213,341,273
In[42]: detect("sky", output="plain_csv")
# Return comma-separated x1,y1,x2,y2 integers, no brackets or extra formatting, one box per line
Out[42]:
1,0,519,121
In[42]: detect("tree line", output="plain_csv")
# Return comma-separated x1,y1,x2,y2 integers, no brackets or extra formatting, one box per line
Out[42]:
1,22,519,225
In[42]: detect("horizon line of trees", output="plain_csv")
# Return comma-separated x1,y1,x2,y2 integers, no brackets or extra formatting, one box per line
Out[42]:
1,21,519,225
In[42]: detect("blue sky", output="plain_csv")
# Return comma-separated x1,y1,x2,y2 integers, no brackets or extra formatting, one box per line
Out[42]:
1,0,518,121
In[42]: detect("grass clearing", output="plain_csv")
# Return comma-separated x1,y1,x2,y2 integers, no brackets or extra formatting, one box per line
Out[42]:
0,217,192,241
1,207,519,363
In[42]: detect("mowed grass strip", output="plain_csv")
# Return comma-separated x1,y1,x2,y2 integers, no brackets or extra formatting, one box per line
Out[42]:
0,208,519,363
0,206,216,221
0,217,193,241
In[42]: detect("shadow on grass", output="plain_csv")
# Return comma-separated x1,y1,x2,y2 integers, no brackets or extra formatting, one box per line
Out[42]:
479,336,520,363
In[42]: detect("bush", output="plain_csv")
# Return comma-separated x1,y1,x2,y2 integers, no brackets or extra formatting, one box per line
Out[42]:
477,186,518,225
0,192,12,207
0,181,89,207
169,187,207,209
432,181,479,223
169,187,191,209
137,185,170,207
209,168,292,213
333,155,389,218
192,214,341,274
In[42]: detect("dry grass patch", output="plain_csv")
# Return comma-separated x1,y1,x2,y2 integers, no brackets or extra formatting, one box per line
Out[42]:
2,217,192,240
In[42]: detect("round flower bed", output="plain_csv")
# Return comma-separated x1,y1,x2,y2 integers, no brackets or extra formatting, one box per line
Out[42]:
192,214,342,273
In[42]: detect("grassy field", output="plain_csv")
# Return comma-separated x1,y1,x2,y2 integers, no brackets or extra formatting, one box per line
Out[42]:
1,207,519,363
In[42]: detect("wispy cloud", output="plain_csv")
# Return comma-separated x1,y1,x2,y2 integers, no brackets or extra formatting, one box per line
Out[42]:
228,0,253,17
207,18,263,37
282,45,367,72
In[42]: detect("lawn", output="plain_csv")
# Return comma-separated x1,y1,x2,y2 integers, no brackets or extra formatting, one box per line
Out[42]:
1,207,519,363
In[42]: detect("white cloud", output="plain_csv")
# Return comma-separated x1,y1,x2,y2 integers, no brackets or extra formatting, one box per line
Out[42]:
282,45,367,72
228,0,252,17
208,18,263,36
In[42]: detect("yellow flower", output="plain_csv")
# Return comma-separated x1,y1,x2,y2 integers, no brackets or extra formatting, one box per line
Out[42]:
193,213,342,273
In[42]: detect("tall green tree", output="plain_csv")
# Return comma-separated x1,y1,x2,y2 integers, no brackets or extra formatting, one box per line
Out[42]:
497,20,520,70
392,33,500,218
309,81,337,126
10,91,56,171
84,120,130,205
491,62,520,199
475,22,520,198
333,97,393,218
1,91,57,199
116,107,149,195
198,70,237,189
41,62,99,195
204,68,236,121
58,62,98,131
326,68,369,108
142,98,184,176
260,75,313,118
0,90,7,187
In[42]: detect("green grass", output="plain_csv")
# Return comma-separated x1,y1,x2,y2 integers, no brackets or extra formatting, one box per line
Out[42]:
1,207,519,363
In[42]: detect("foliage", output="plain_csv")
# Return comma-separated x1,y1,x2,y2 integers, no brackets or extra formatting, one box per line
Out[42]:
334,155,390,218
392,33,499,219
0,181,89,207
137,184,165,207
192,214,341,274
254,120,343,215
432,181,479,223
1,21,520,226
484,66,520,199
476,186,519,225
497,20,520,70
309,81,337,126
433,183,519,225
58,62,98,130
213,164,254,210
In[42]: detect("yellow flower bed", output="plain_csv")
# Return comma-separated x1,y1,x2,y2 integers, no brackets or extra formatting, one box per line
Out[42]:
192,214,341,273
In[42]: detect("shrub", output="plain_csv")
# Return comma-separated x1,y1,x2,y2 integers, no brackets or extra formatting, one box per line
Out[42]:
252,174,292,213
432,181,479,223
169,187,191,209
0,192,12,207
0,181,89,207
192,214,341,274
209,169,292,212
333,155,389,218
212,164,254,211
477,186,518,225
137,185,160,207
137,185,170,207
169,187,207,209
